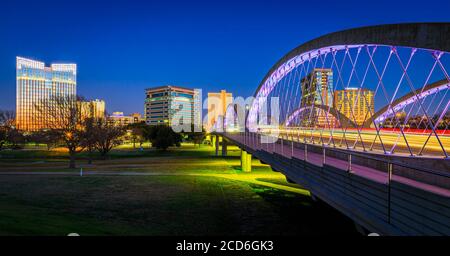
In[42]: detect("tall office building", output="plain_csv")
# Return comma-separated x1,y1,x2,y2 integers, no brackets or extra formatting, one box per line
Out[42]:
300,68,334,127
80,99,106,120
334,88,374,126
207,90,233,132
145,86,201,127
16,57,76,131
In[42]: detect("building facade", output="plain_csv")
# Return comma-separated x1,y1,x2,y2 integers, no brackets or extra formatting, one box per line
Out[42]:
334,88,375,126
206,90,233,132
16,57,77,131
145,86,201,127
108,112,143,127
80,99,106,120
300,68,334,127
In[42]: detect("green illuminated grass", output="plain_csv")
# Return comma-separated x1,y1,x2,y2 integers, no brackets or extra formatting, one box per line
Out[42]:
255,177,304,189
0,143,241,162
0,143,358,235
0,175,357,236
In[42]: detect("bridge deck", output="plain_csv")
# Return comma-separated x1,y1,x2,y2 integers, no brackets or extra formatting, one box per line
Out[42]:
227,134,450,198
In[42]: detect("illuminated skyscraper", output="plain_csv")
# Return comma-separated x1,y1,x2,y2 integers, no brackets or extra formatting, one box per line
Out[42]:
300,68,334,127
207,90,233,132
334,88,374,126
16,57,77,131
80,99,106,120
145,86,201,128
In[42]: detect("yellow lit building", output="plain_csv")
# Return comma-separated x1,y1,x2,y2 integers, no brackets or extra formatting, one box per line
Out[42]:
80,99,106,120
207,90,233,132
334,88,374,126
16,57,77,131
108,112,143,127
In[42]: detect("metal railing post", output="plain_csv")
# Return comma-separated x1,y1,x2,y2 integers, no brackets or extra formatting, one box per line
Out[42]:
291,140,294,158
304,143,308,161
388,162,393,224
348,153,352,173
323,147,326,165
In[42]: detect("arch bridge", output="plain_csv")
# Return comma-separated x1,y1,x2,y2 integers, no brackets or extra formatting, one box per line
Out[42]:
215,23,450,235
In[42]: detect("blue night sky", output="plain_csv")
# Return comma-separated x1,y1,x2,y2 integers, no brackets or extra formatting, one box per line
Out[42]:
0,0,449,115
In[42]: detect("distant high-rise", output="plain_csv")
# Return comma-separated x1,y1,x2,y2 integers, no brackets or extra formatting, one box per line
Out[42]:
207,90,233,132
107,112,142,127
145,86,201,128
300,68,334,127
80,99,106,120
334,88,374,126
16,57,77,131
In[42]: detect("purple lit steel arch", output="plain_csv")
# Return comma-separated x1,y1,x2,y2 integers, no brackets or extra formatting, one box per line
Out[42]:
247,23,450,128
366,79,450,127
224,103,236,131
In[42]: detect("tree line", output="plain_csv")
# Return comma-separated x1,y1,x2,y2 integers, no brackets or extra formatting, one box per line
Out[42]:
0,95,206,169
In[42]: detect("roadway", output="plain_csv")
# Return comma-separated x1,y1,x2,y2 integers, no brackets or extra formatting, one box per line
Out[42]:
268,128,450,157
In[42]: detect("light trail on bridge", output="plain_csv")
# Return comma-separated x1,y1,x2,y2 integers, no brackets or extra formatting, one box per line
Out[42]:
275,128,450,157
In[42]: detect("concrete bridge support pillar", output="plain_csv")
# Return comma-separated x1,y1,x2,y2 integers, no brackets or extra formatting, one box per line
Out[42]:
241,150,247,171
215,135,220,156
222,139,228,156
246,153,252,172
241,150,252,172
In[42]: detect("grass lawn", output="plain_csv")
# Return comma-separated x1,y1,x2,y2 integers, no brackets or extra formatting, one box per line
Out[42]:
0,175,358,236
0,143,242,165
0,143,359,236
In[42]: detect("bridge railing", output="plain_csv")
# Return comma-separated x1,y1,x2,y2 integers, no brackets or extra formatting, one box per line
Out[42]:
321,144,450,191
223,132,450,192
286,135,450,191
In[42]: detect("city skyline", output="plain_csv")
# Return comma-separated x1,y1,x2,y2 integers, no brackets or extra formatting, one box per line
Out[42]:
0,11,449,239
0,0,450,241
1,0,450,115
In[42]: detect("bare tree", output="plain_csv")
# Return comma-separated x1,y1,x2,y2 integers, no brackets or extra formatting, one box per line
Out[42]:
35,95,87,168
0,128,5,151
0,110,15,127
27,130,60,150
127,122,146,149
6,129,25,149
82,117,97,164
0,110,16,150
92,118,124,158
